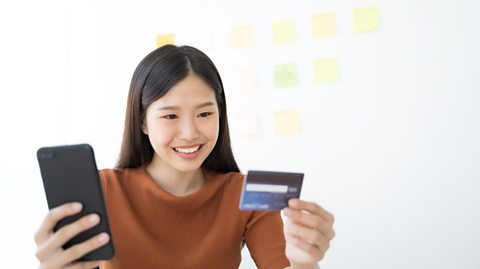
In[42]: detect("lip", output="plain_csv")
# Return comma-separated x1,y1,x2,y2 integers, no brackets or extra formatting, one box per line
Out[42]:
173,144,202,149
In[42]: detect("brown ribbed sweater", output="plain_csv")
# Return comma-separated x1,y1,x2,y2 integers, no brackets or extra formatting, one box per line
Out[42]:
98,167,290,269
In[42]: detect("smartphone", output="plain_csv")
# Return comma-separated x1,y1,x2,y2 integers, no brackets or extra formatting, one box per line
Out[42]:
37,144,115,261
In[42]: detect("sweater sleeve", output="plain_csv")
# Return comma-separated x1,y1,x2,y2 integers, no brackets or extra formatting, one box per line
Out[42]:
244,210,291,269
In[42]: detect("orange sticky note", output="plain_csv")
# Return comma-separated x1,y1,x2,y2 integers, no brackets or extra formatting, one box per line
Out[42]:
236,70,258,91
312,13,336,38
236,113,259,136
353,7,380,32
229,25,254,48
274,110,300,135
156,33,175,47
272,20,296,45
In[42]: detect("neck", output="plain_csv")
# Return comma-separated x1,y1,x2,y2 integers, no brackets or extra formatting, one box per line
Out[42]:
146,157,205,197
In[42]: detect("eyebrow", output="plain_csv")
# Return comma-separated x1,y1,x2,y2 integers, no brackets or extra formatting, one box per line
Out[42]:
156,101,216,111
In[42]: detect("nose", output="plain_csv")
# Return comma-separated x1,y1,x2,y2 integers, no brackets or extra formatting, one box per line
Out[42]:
178,117,200,141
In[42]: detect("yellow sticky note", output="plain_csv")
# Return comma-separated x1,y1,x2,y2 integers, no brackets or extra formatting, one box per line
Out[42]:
229,25,253,48
274,64,298,88
272,20,296,45
312,13,336,38
275,110,300,135
314,59,339,83
156,33,175,47
353,7,380,32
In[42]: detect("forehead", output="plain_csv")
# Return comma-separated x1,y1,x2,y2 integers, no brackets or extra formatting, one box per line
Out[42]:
151,74,217,107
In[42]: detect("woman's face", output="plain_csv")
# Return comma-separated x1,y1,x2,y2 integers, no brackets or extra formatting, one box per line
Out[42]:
142,73,220,173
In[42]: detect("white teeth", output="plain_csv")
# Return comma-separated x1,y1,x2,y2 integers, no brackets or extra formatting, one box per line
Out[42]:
174,145,200,154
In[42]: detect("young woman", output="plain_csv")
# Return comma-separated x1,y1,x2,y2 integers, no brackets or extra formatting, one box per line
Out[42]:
34,45,335,269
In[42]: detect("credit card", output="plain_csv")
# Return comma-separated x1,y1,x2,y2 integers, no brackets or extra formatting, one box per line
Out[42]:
239,170,304,211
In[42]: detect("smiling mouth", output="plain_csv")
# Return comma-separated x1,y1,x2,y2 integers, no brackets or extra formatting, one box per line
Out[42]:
173,145,202,154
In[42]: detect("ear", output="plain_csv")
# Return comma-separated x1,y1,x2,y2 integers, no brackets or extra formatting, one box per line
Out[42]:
141,120,148,135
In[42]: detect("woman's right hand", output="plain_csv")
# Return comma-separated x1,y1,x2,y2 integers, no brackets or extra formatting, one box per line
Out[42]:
34,202,110,269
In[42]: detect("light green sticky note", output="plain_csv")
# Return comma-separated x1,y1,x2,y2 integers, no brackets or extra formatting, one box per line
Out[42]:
229,25,254,48
312,12,336,38
274,110,300,135
272,20,296,45
353,7,380,32
314,59,339,83
274,64,298,88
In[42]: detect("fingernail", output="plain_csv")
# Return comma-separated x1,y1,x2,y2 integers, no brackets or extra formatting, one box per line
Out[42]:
71,202,82,211
98,233,109,242
89,214,100,223
283,208,292,217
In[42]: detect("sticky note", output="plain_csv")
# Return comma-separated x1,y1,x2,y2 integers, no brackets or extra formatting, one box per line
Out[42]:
236,114,259,136
272,20,296,45
312,13,336,38
236,70,258,91
274,110,300,135
229,25,254,48
274,64,298,88
353,7,380,32
314,59,339,83
156,33,175,47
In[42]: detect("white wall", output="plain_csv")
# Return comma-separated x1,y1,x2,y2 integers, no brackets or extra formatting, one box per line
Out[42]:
1,0,479,268
0,0,69,267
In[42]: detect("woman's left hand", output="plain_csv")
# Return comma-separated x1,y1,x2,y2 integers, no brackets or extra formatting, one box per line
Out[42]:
282,199,335,267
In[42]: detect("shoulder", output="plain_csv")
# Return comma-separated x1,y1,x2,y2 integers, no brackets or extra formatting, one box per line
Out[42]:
98,167,144,187
99,167,124,182
204,169,245,191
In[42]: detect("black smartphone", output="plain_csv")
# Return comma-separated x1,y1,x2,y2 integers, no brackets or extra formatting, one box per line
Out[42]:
37,144,115,261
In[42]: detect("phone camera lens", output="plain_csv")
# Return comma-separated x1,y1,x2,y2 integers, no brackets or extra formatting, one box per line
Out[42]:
41,152,54,159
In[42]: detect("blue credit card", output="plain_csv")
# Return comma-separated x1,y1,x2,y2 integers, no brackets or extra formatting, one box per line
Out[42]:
239,170,304,211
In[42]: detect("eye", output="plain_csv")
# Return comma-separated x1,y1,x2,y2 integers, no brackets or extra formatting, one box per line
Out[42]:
161,114,178,120
198,112,213,118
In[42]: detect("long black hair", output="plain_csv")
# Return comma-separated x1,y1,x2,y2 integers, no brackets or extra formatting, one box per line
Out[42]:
116,45,239,173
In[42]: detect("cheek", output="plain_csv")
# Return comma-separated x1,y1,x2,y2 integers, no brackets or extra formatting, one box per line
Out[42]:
146,121,175,145
209,119,220,141
202,118,220,141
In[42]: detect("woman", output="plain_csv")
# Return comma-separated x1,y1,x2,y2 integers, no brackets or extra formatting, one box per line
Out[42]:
34,45,335,269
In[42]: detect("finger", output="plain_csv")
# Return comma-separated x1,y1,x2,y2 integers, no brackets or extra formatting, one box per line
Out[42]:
284,233,327,260
284,221,330,248
35,202,83,245
49,233,110,269
64,260,102,269
282,208,335,240
288,199,334,224
36,214,100,262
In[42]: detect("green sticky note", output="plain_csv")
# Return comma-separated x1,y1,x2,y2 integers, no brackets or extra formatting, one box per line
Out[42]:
353,7,380,32
274,110,300,135
312,12,336,38
274,64,298,88
272,20,296,45
314,59,339,83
